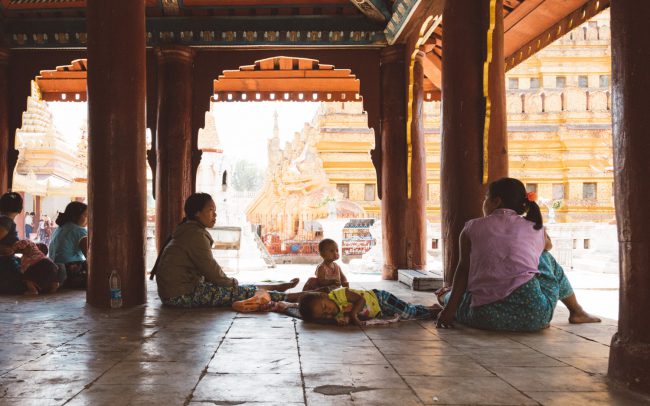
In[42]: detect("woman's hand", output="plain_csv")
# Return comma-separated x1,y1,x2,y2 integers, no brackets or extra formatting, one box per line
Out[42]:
436,307,455,329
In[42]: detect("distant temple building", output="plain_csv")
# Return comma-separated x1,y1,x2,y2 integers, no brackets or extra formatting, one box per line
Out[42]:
249,11,613,233
12,86,87,223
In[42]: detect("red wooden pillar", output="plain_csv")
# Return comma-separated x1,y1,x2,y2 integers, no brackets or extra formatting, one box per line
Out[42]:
380,46,427,279
380,45,407,279
608,1,650,394
405,50,427,271
155,46,194,252
440,0,507,283
0,48,9,194
87,0,147,307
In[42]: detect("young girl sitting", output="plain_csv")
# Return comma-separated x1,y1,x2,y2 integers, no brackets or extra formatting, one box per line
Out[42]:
298,287,440,326
436,177,600,332
13,239,60,295
302,238,349,292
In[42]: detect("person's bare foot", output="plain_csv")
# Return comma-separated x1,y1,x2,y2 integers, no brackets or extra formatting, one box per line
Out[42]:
569,309,601,324
288,278,300,288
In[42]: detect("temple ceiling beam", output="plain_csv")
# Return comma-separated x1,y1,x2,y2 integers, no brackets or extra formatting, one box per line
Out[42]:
504,0,610,71
384,0,444,45
4,15,385,48
422,52,441,90
348,0,391,23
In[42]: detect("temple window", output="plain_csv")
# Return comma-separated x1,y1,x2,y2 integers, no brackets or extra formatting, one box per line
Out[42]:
508,78,519,89
525,183,538,194
552,183,565,200
584,239,591,249
599,74,610,87
530,78,540,89
336,183,350,199
364,184,375,201
578,75,589,88
582,182,597,200
556,76,567,88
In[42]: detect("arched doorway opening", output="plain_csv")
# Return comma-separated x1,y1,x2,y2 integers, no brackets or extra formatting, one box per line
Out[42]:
196,56,391,271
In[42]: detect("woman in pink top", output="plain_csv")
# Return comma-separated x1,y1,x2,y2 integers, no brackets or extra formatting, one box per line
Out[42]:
437,178,600,331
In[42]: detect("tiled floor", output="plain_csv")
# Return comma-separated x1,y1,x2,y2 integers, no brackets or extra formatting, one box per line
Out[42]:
1,277,648,405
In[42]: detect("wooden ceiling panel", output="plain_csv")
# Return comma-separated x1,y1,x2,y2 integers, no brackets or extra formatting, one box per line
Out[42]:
504,0,592,57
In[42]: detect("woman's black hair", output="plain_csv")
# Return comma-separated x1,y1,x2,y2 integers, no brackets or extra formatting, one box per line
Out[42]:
0,192,23,213
183,193,214,221
298,294,321,322
488,177,543,230
55,201,88,227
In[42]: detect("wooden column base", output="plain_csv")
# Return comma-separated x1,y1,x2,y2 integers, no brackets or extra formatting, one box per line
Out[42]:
609,336,650,394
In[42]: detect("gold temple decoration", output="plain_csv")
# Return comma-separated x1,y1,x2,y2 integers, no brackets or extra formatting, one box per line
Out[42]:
406,14,441,198
482,0,497,184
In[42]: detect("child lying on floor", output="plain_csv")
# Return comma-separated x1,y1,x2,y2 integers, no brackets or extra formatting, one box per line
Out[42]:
298,287,440,326
231,288,404,325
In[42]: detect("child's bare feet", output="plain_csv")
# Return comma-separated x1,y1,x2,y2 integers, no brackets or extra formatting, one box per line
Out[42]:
569,309,601,324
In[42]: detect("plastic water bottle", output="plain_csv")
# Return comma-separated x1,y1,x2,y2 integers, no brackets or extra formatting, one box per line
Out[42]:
109,270,122,308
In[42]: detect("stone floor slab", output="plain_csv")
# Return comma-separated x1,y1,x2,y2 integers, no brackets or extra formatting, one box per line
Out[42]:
526,390,648,405
404,375,538,405
219,337,298,354
302,363,408,389
208,351,300,374
492,366,609,392
560,357,610,375
66,384,192,406
192,373,304,403
93,361,205,388
386,354,493,377
351,388,423,405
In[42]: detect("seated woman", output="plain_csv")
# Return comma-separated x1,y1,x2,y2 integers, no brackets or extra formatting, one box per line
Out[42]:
0,193,27,294
152,193,300,308
436,177,600,332
48,202,89,289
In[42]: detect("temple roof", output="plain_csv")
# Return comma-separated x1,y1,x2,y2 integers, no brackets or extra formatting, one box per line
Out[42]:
10,0,610,98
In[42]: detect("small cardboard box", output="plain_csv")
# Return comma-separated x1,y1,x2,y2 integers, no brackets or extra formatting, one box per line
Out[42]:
398,269,444,291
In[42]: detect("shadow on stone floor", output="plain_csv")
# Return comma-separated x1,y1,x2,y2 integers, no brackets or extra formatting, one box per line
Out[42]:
0,280,648,406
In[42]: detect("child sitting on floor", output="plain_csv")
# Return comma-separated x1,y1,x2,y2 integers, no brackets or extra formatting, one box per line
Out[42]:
13,239,60,295
302,238,349,292
298,287,441,326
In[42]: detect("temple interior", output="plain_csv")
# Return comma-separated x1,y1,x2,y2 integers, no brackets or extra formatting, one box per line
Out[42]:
1,0,650,405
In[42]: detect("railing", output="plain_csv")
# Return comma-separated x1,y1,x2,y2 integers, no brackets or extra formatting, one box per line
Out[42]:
506,89,611,114
252,231,276,268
